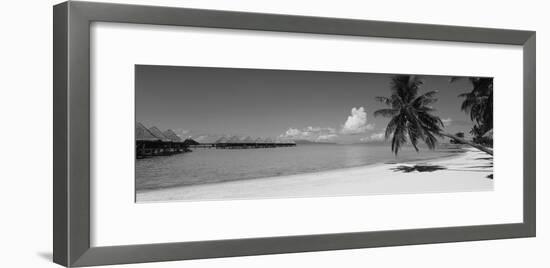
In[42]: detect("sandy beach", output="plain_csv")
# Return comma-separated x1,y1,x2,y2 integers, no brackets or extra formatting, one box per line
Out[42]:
137,148,493,202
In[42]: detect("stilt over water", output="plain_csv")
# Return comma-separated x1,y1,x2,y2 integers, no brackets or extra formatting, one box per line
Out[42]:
135,123,191,159
136,123,297,159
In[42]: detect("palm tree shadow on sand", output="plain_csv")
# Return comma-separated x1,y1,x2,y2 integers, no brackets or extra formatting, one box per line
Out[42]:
373,75,495,180
391,164,447,173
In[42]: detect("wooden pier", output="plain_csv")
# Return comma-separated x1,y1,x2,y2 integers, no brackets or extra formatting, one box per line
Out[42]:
136,123,296,159
208,136,296,149
135,123,191,159
213,142,296,149
188,144,215,149
136,140,190,159
187,142,296,149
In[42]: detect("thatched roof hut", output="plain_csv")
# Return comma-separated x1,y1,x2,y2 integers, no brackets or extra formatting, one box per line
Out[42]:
136,122,159,141
183,138,200,145
163,129,182,142
215,136,229,144
279,138,295,144
241,136,254,143
227,135,242,143
148,126,170,142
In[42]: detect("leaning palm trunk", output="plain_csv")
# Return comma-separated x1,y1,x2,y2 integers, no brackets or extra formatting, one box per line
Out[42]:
440,132,493,156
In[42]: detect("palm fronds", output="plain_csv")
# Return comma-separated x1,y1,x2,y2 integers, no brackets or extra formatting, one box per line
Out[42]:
374,75,443,155
454,77,493,138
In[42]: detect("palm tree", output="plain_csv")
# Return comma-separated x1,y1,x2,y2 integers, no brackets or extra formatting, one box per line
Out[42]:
374,75,493,155
452,77,493,140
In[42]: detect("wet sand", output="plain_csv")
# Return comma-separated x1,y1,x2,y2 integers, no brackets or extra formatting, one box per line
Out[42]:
137,148,493,202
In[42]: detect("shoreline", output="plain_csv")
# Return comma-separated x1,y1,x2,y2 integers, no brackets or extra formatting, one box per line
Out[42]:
136,148,493,202
137,148,465,193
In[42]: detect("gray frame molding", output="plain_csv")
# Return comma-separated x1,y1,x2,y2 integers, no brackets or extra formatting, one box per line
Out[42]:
53,1,536,267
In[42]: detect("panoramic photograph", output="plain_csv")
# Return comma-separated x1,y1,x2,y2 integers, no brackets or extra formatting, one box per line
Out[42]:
135,65,494,202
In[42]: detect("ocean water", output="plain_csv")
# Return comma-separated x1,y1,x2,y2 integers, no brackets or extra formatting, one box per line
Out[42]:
135,144,462,192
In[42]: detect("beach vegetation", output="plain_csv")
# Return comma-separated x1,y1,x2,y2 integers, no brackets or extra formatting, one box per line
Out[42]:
452,77,493,147
374,75,493,155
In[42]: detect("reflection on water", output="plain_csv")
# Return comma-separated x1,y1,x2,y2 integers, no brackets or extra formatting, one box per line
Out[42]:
135,144,460,192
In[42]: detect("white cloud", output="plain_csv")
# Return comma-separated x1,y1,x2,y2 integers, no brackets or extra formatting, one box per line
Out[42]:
441,118,452,126
360,132,386,142
175,128,190,139
341,107,374,134
305,126,336,134
305,126,320,132
282,128,303,138
193,135,208,142
279,126,338,141
316,134,338,142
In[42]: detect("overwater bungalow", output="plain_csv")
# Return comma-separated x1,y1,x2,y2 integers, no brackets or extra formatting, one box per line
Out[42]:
183,138,200,146
241,136,255,148
163,129,190,153
146,126,174,155
262,137,275,148
183,135,217,148
184,138,211,148
241,136,254,143
217,135,242,149
135,123,191,159
213,136,229,148
211,135,296,149
215,136,228,143
162,129,182,142
136,122,159,142
274,138,296,147
136,122,161,158
227,135,241,143
160,133,298,150
148,126,171,142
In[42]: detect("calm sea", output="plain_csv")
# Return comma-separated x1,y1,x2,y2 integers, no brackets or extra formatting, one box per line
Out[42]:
135,144,462,192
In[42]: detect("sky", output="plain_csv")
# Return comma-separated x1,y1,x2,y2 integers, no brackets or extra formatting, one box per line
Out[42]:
135,65,480,144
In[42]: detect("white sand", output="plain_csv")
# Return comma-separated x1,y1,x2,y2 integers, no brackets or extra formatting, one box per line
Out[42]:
137,148,494,202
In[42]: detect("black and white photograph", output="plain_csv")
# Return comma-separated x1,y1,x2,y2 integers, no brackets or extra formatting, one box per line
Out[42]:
1,0,544,267
135,65,494,202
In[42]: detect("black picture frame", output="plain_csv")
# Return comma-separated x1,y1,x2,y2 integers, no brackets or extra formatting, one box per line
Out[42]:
53,1,536,267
